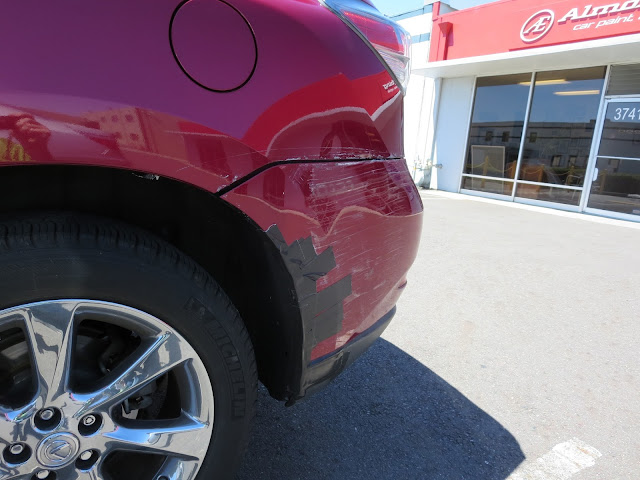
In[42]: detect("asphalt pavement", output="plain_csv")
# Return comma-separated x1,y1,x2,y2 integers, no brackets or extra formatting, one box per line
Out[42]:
237,189,640,480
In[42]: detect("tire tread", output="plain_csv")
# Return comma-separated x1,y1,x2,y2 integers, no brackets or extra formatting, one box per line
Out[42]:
0,212,257,478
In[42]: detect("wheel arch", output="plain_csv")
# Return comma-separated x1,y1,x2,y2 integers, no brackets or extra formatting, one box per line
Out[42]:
0,164,303,401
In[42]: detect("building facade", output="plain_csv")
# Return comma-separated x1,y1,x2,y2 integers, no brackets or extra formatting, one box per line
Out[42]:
394,3,444,188
405,0,640,222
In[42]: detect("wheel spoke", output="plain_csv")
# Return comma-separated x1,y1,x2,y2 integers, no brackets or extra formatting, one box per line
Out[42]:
71,469,104,480
0,458,34,480
21,302,77,405
99,413,211,459
154,457,200,480
74,332,193,417
0,402,38,439
76,468,103,480
56,463,105,480
0,408,15,441
0,465,15,480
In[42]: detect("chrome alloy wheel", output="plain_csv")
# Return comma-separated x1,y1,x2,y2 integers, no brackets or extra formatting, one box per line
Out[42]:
0,300,214,480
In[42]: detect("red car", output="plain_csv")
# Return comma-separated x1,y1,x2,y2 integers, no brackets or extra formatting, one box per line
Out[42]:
0,0,422,478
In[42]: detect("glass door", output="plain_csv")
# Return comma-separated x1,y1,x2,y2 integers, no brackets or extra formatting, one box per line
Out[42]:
513,67,606,208
585,99,640,220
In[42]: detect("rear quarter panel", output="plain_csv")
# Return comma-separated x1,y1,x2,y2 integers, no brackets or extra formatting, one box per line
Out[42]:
0,0,403,187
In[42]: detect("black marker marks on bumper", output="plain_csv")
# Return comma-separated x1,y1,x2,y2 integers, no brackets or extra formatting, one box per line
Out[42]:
266,225,352,352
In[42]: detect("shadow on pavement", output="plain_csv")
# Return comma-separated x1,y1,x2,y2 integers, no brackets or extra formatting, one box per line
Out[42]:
237,339,524,479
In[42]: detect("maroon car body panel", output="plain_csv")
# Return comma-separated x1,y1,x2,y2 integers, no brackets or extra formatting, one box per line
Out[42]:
223,159,422,361
0,0,422,399
0,0,402,182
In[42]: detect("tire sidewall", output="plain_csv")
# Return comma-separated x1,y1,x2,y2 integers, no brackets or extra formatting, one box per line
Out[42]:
0,218,255,479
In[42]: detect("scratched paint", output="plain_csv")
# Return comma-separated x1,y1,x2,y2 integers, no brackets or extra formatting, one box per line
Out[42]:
222,159,423,360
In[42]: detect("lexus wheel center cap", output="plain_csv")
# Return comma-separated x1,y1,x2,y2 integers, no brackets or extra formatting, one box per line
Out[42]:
37,433,80,467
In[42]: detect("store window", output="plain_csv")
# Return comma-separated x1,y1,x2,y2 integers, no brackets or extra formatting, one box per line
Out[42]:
516,67,606,205
462,67,607,206
462,73,531,195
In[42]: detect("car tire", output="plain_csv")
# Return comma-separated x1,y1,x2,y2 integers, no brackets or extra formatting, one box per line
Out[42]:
0,213,257,480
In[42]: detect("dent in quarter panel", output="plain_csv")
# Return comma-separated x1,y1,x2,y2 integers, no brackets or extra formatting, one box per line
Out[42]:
223,159,423,361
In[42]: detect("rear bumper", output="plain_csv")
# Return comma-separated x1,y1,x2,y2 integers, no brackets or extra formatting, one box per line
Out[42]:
223,158,422,401
297,307,395,404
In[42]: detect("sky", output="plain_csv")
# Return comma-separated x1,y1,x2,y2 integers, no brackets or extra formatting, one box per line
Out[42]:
372,0,499,17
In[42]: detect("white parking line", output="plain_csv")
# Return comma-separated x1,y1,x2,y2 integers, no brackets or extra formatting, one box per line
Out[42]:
507,438,602,480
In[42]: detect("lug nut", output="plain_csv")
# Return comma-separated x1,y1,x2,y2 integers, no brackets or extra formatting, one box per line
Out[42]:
39,409,55,421
75,449,99,470
9,444,24,455
36,471,50,479
80,450,93,461
35,408,61,432
82,415,96,426
3,442,31,465
79,413,102,437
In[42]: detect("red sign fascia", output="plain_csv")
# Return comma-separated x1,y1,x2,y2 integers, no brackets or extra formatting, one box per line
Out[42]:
429,0,640,62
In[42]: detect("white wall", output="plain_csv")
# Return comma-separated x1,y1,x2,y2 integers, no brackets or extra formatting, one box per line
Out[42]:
431,76,475,192
397,13,435,187
397,6,476,190
403,74,436,186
